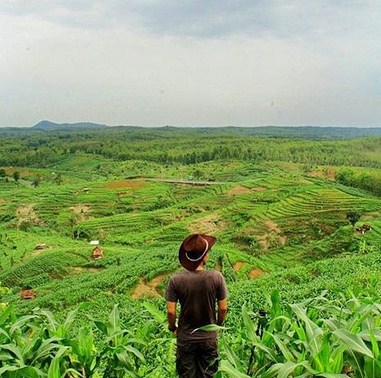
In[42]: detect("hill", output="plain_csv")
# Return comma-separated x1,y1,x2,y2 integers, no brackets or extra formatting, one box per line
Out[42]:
0,129,381,376
32,120,109,131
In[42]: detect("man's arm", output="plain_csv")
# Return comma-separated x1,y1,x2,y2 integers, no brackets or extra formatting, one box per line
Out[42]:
217,298,228,326
167,301,177,333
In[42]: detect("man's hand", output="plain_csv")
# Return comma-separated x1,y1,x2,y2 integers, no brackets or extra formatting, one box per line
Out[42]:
167,301,177,334
217,298,228,326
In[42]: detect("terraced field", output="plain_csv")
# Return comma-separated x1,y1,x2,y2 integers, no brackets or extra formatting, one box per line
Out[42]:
1,129,381,377
1,158,380,320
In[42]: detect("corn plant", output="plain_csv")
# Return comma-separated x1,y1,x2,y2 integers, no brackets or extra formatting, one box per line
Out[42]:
219,290,381,377
0,304,148,377
0,304,71,377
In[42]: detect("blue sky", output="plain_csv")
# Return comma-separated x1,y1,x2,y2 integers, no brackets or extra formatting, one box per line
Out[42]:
1,1,380,127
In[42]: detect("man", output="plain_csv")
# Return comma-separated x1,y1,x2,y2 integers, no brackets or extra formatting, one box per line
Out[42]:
166,234,228,378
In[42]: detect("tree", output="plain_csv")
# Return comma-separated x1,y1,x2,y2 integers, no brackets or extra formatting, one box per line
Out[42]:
32,175,41,188
346,211,362,227
54,172,63,185
0,169,6,178
13,171,20,182
193,169,204,180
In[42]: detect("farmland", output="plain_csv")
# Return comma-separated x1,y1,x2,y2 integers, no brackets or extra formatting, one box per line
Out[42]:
1,126,381,377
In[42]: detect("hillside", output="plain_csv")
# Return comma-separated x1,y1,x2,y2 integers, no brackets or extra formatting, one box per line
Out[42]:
0,129,381,377
32,120,109,131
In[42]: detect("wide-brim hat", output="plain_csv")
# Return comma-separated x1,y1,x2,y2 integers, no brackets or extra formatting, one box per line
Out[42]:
179,234,216,271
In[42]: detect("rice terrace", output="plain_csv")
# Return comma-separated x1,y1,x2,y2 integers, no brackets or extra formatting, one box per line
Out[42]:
1,122,381,377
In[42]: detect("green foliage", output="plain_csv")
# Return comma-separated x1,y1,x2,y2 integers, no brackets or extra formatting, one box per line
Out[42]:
0,128,381,169
3,288,381,377
336,168,381,197
219,289,381,377
347,211,362,227
0,304,149,377
13,171,20,182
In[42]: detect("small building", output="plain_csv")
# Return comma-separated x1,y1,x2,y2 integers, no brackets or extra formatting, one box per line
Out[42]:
91,246,104,260
20,287,36,300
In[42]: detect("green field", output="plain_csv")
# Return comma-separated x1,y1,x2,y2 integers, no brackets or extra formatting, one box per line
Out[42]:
1,127,381,377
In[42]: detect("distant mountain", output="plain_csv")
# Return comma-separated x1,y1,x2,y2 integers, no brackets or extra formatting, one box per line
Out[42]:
32,120,109,131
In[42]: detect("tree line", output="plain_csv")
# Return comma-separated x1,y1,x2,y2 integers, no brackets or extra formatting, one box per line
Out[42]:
0,129,380,169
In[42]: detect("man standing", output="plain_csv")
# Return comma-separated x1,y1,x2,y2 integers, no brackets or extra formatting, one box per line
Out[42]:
166,234,228,378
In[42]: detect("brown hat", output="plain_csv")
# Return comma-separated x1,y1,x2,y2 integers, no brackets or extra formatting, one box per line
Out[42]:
179,234,216,271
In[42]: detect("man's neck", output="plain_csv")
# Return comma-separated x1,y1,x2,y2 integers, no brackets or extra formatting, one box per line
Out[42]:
195,265,204,271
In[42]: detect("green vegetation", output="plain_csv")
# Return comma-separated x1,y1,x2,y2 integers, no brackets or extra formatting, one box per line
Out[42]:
219,286,381,377
0,127,381,376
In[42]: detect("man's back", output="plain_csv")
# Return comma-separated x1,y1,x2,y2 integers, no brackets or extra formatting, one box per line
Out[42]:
166,269,227,341
166,234,228,377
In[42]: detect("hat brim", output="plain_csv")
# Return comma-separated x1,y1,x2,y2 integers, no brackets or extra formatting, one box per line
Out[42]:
179,234,216,271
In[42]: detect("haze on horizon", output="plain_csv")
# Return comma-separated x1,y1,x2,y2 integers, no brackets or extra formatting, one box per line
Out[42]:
1,1,381,128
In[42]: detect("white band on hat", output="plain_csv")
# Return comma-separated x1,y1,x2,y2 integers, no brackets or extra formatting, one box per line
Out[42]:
185,240,209,262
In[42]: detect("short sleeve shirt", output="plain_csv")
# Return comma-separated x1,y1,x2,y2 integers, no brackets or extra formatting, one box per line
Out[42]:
165,269,228,342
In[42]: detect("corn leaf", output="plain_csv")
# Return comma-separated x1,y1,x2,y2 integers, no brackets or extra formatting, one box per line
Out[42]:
218,360,251,378
333,328,373,358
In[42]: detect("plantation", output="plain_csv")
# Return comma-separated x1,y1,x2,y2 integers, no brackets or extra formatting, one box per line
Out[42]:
0,126,381,377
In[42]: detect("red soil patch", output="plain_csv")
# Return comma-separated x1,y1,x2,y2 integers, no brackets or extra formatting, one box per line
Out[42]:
132,274,167,300
105,179,145,190
233,262,245,272
249,268,266,279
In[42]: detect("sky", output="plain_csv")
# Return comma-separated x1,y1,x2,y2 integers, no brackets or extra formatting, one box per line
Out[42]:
1,0,381,127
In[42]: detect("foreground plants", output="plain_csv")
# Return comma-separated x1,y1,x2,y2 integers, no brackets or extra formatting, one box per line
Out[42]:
218,289,381,378
2,287,381,377
0,304,151,377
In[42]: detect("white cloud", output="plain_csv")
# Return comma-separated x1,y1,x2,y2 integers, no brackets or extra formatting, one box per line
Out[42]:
1,1,381,126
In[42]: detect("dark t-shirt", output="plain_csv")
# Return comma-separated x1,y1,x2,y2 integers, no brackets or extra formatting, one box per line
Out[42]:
165,269,228,342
